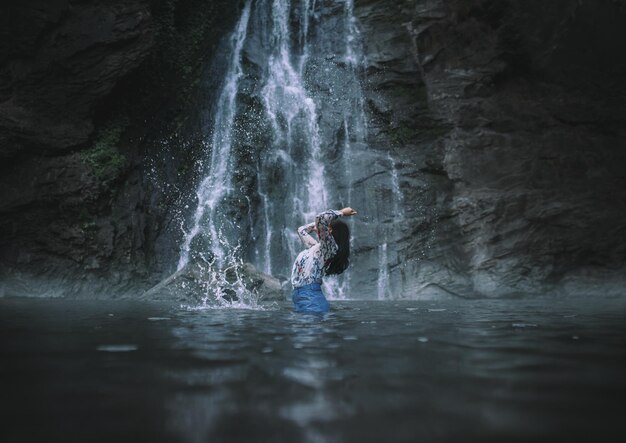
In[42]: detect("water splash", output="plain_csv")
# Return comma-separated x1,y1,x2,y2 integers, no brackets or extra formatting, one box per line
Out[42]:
179,250,267,310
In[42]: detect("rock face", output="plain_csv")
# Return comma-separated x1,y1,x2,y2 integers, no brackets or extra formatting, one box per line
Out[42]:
0,0,153,156
355,0,626,297
0,0,241,298
1,0,625,299
0,0,152,298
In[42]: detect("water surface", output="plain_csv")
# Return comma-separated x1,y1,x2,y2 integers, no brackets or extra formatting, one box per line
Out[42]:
1,298,625,442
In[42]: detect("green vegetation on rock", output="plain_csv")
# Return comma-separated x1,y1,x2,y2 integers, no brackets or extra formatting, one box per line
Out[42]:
82,118,128,182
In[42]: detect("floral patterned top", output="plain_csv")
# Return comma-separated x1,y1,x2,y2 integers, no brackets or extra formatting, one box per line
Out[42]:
291,210,343,288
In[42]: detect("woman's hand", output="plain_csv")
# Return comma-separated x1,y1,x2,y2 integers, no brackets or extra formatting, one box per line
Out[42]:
340,207,358,216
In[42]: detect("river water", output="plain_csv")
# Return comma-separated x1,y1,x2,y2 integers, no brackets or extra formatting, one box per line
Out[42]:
1,297,625,442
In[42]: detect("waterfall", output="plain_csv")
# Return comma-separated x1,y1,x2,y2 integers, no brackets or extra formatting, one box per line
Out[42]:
261,0,328,218
377,242,389,300
375,153,404,299
177,0,404,300
177,1,252,271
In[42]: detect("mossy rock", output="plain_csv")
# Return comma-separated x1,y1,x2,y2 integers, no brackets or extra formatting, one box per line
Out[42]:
81,118,128,182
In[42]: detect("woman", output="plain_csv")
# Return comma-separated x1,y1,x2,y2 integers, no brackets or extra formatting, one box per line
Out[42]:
291,207,357,312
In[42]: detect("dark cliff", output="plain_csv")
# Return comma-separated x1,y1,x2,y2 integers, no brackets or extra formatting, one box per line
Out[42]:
0,0,241,297
357,0,626,297
1,0,625,298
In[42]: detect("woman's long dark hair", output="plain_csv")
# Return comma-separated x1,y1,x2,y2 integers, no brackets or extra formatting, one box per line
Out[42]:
325,220,350,275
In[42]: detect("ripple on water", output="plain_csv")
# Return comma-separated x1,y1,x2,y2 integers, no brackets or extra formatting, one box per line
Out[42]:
180,301,279,312
166,364,249,386
282,367,323,388
1,298,625,442
96,344,138,352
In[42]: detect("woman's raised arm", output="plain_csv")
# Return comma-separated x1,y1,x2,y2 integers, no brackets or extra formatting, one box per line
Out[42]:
316,210,342,261
297,222,318,248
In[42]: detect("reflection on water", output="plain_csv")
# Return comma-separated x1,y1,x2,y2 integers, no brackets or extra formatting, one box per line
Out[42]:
1,297,625,442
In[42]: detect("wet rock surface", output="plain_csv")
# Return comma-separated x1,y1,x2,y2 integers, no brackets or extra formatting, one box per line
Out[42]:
355,0,626,297
1,0,625,298
0,0,153,156
0,0,241,298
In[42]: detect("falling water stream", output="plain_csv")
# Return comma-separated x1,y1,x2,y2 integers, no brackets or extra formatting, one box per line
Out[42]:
177,1,253,272
178,0,404,300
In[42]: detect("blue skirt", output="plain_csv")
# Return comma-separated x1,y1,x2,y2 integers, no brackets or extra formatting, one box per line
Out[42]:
292,283,330,313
